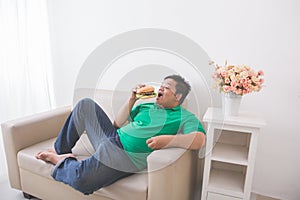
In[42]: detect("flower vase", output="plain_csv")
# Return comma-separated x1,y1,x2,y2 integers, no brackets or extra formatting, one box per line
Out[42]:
222,92,242,116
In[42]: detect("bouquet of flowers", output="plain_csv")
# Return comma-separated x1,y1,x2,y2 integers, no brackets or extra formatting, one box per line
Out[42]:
211,61,264,96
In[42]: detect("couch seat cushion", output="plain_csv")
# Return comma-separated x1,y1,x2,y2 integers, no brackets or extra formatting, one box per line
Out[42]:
17,134,148,200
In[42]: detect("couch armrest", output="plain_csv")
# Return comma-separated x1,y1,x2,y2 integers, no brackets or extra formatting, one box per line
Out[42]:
1,107,71,190
147,148,197,200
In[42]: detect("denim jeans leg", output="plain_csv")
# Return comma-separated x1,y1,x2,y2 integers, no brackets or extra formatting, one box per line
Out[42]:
75,98,120,149
51,152,133,195
54,112,81,154
54,98,119,154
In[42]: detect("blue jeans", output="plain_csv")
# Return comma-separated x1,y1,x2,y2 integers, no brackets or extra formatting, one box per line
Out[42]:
51,98,137,195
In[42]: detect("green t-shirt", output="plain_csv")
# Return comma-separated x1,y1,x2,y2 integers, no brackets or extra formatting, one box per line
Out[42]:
117,103,205,170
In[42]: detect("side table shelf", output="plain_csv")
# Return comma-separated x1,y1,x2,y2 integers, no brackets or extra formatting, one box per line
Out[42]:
201,108,265,200
211,143,248,165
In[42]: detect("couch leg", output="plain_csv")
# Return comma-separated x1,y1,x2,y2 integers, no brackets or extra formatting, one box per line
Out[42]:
23,192,36,199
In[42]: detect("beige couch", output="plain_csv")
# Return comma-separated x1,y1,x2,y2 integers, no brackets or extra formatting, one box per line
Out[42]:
1,89,204,200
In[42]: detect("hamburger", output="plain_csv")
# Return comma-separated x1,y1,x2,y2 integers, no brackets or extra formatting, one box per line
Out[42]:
136,85,157,99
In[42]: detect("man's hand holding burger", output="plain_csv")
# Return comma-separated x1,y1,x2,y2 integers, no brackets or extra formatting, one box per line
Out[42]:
131,84,145,101
114,84,156,128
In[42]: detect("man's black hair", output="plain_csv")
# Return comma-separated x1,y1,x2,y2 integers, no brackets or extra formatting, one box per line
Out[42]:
164,74,191,105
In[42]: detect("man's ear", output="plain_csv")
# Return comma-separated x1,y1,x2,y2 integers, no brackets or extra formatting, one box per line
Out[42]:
175,93,182,102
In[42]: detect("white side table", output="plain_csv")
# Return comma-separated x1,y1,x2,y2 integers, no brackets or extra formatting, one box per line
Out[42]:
201,107,265,200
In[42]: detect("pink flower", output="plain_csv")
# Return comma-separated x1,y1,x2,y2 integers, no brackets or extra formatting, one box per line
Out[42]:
247,88,253,93
225,78,230,84
221,71,228,78
258,70,264,76
248,70,256,77
259,78,264,84
231,81,237,88
240,78,247,84
243,82,249,89
222,85,231,93
257,85,262,91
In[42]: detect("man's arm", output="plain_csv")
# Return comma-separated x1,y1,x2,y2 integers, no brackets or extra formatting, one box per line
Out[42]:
113,97,136,128
146,131,206,150
113,84,145,128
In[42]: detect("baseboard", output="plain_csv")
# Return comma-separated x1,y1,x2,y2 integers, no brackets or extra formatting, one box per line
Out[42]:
250,193,257,200
252,190,280,200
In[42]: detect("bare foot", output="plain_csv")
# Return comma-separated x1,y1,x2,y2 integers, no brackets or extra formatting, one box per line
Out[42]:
36,151,75,165
35,147,56,158
47,147,56,154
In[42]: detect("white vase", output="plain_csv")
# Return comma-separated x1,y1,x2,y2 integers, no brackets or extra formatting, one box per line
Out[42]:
222,92,242,116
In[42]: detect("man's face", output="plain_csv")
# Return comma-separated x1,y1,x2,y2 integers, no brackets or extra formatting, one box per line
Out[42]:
156,78,180,108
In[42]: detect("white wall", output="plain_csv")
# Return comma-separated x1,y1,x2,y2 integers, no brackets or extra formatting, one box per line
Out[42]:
47,0,300,199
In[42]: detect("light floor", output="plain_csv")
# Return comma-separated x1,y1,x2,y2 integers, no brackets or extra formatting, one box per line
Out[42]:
1,178,39,200
1,177,279,200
